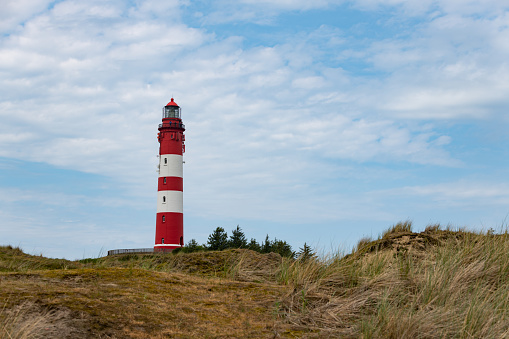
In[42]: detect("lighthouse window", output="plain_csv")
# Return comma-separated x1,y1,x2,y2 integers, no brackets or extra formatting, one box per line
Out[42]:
163,177,167,184
163,196,166,203
162,238,164,244
162,215,165,222
164,158,167,164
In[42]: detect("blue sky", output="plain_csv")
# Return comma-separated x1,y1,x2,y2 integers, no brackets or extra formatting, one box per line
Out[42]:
1,0,509,259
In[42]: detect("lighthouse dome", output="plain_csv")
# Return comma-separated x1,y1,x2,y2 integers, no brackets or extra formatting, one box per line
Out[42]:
165,98,179,107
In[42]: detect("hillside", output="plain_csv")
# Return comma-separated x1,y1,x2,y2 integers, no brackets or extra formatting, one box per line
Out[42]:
1,224,509,338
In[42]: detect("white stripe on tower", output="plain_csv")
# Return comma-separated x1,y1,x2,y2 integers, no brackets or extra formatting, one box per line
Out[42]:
159,154,183,178
157,189,183,213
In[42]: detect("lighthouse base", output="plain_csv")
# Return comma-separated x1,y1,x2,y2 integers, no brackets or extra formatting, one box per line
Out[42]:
154,244,182,253
155,212,184,249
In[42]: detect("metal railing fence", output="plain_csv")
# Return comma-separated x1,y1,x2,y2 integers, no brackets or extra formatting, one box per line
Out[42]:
107,248,154,256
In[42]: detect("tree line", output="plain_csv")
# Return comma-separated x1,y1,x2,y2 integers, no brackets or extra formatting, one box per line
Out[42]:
173,225,314,260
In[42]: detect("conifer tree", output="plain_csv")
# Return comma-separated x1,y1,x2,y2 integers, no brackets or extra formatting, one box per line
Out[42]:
247,238,261,252
228,225,248,248
272,238,294,258
184,239,204,253
261,234,272,253
297,242,315,262
207,227,228,251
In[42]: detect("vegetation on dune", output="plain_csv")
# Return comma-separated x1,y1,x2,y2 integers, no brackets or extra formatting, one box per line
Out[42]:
175,225,295,258
1,249,290,338
0,245,80,272
2,222,509,338
276,222,509,338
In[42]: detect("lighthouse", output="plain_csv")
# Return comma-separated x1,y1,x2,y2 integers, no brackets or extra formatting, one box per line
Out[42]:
154,98,185,252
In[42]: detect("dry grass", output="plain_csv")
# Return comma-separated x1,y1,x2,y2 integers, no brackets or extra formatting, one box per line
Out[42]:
0,247,297,338
85,248,283,282
382,220,413,238
0,301,85,339
0,267,295,337
2,224,509,338
0,246,79,272
275,225,509,338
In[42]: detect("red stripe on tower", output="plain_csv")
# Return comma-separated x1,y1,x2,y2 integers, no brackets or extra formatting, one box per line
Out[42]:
154,98,185,252
157,177,183,191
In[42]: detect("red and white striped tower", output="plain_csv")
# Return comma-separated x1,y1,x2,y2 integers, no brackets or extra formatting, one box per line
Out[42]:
154,98,185,252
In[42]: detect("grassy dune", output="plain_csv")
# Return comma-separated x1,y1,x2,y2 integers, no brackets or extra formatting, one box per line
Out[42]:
1,223,509,338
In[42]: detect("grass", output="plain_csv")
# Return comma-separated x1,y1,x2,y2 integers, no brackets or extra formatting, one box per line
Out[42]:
2,223,509,338
0,245,80,272
0,249,292,338
382,220,413,238
1,302,43,339
276,223,509,338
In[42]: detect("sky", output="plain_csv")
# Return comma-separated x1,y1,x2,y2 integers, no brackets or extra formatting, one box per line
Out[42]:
1,0,509,259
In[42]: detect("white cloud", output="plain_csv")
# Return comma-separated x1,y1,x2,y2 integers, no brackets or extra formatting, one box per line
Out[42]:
352,0,509,17
351,0,434,15
50,0,122,19
438,0,509,16
388,181,509,207
344,7,509,121
239,0,343,10
0,0,51,33
198,0,507,25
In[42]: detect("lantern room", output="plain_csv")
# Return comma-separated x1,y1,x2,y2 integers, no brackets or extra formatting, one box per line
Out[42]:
162,98,181,119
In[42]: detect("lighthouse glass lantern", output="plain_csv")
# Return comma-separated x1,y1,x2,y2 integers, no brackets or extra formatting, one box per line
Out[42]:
154,98,185,252
163,104,180,119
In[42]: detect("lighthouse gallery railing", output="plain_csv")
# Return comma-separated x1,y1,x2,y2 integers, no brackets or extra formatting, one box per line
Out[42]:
159,122,185,129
